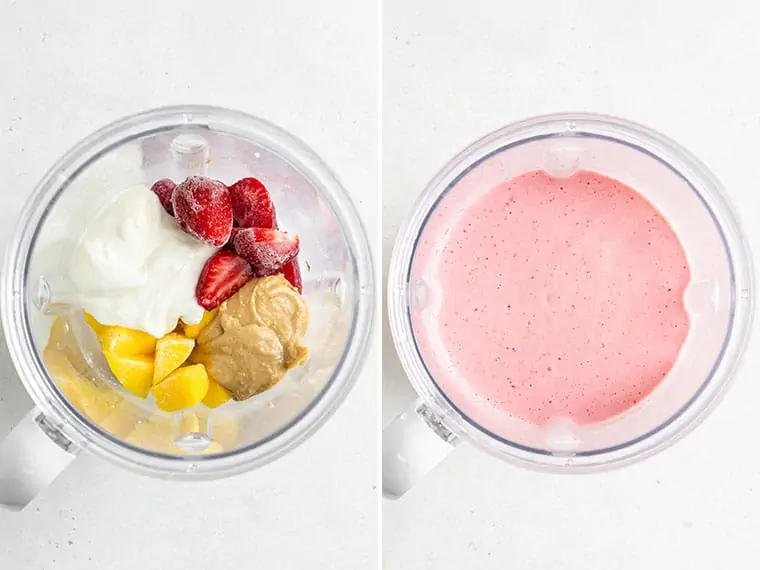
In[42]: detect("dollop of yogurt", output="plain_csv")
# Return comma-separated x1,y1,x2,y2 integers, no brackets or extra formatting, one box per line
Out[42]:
71,185,217,337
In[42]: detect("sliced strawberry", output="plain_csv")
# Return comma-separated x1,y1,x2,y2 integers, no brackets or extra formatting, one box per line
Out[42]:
253,266,279,278
280,257,303,293
173,176,233,247
233,227,300,271
196,250,254,310
228,177,276,228
150,178,176,215
224,226,242,250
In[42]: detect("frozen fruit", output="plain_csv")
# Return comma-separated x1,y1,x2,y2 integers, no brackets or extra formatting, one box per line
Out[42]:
281,257,303,293
253,266,279,278
83,311,106,335
182,309,218,339
172,176,233,247
227,226,242,246
202,378,232,408
150,178,176,215
153,333,195,385
151,364,209,412
196,249,254,310
99,326,157,357
96,325,157,397
104,351,155,398
233,227,300,271
228,177,276,228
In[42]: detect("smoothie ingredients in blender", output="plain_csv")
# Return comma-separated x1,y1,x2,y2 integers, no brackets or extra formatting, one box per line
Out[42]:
56,175,309,414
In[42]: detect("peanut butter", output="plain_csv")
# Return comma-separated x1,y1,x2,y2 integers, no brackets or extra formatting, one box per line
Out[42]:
192,275,309,400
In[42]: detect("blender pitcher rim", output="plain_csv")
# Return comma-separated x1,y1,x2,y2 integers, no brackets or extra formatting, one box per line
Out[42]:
387,111,754,470
2,104,375,478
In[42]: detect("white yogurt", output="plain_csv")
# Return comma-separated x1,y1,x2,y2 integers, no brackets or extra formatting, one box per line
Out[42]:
71,185,217,337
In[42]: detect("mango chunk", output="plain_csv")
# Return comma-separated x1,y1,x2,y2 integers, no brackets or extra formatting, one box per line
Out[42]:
151,364,209,412
153,333,195,385
83,312,106,335
99,326,157,357
202,378,232,408
182,309,218,339
105,351,154,398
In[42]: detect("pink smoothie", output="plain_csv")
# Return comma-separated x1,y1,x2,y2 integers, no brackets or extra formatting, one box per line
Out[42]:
411,169,690,425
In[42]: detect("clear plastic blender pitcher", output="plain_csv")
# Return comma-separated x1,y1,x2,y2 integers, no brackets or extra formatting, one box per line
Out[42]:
384,113,753,498
0,106,374,510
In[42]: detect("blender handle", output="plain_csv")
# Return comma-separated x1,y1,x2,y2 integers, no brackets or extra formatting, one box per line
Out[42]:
382,398,459,499
0,408,77,511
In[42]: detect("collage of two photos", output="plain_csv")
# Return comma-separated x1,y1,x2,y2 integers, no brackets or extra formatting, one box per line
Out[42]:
3,0,760,569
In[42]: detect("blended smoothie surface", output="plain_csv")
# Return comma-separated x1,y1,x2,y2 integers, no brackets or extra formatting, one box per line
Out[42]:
411,169,690,425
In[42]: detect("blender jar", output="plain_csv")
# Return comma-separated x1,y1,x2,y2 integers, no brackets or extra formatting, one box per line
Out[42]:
0,106,374,510
384,113,753,498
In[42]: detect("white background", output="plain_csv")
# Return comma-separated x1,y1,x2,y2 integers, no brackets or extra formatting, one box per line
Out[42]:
0,1,378,569
383,1,760,569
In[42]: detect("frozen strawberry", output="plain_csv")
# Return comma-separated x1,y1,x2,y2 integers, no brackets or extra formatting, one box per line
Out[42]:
223,226,242,250
253,266,279,278
151,178,176,215
172,176,233,247
196,250,254,310
280,257,303,293
228,177,276,228
233,227,300,271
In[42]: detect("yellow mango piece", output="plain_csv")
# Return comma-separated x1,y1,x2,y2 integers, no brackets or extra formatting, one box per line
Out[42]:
83,312,106,335
153,333,195,385
99,326,157,357
202,378,232,408
151,364,209,412
105,351,154,398
182,309,218,339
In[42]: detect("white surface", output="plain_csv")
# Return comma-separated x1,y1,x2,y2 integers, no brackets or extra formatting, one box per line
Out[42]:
383,1,760,569
0,1,378,569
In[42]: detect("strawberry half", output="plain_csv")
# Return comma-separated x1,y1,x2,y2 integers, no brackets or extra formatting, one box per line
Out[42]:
223,226,242,250
150,178,176,215
196,250,254,310
233,227,300,272
228,177,276,228
280,257,303,293
172,176,233,247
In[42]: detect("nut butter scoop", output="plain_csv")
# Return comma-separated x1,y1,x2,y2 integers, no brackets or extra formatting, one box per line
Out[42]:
192,274,309,401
